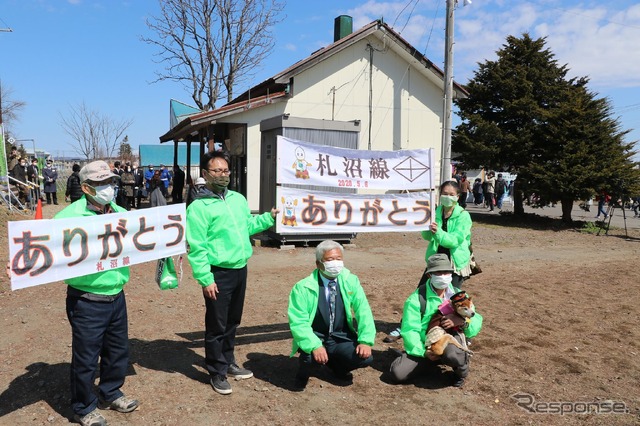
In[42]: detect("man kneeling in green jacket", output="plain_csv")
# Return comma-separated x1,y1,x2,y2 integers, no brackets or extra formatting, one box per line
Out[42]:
390,253,483,387
288,240,376,389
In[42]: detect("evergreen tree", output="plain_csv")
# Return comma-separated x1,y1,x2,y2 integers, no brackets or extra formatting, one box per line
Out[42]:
453,34,639,222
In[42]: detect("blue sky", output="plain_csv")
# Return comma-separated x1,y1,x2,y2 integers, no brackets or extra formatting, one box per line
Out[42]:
2,0,639,161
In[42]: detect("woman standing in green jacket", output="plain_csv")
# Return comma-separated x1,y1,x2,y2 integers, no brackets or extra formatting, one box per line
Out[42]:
422,180,472,288
384,180,473,343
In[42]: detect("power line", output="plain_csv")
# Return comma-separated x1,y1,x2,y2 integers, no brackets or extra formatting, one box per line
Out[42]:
422,0,442,56
0,15,13,32
616,103,640,114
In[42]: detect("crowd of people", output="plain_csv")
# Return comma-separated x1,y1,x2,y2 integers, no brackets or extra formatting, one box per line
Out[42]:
108,161,186,210
464,171,512,212
5,145,190,213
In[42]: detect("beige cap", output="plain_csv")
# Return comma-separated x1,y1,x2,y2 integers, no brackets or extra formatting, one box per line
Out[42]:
79,160,118,183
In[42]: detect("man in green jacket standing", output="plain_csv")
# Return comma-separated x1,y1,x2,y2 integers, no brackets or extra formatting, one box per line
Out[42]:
389,253,482,387
288,240,376,389
186,151,278,395
55,160,138,426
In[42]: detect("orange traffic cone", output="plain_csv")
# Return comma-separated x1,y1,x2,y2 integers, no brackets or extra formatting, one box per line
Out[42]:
34,199,43,220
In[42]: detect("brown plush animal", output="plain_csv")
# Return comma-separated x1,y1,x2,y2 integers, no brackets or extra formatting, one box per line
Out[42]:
426,291,475,356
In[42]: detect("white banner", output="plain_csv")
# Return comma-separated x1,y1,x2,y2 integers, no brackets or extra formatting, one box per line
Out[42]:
276,186,433,234
277,136,434,190
8,204,187,290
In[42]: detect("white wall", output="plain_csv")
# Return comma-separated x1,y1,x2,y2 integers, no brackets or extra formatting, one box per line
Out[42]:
219,35,445,211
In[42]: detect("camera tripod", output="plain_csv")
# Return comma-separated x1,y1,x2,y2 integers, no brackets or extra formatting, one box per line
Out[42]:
596,202,629,238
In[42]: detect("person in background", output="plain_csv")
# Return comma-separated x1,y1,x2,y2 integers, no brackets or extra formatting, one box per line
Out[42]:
472,178,483,206
149,169,167,207
458,173,470,209
110,161,121,177
42,159,59,205
12,157,30,206
288,240,375,389
595,190,611,219
495,173,507,210
186,177,206,207
159,164,172,198
133,163,145,209
186,151,278,396
55,160,139,426
484,171,496,212
171,165,186,203
120,162,136,211
66,164,84,203
144,165,155,196
7,145,19,176
27,157,42,202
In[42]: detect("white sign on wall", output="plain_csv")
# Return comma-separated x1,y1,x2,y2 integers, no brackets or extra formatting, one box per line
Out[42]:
276,186,433,234
277,136,434,190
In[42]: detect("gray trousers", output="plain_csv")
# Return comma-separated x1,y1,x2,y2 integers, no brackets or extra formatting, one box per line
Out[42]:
389,334,469,383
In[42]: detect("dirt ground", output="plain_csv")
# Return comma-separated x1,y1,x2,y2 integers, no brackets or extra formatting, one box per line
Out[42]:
1,204,640,425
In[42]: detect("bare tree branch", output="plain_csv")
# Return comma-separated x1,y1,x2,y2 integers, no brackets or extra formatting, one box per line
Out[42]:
142,0,285,110
59,102,133,161
0,82,27,132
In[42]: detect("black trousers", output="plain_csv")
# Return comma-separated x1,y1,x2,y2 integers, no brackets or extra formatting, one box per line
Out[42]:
45,191,58,204
204,265,248,377
66,291,129,416
299,337,373,375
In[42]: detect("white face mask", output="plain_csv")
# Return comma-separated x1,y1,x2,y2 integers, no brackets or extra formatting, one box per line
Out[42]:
440,195,458,207
322,260,344,278
91,184,115,206
431,274,452,289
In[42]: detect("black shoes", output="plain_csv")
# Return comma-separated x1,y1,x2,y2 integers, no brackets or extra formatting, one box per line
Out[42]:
294,368,310,390
452,376,466,388
227,363,253,379
211,375,232,395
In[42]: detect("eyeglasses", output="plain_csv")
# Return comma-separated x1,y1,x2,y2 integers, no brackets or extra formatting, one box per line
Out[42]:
207,169,231,175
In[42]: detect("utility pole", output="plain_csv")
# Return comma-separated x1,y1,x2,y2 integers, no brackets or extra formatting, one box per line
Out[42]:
440,0,455,185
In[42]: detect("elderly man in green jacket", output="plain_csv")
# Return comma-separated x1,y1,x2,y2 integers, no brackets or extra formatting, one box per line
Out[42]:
389,253,483,388
55,160,138,426
288,240,376,389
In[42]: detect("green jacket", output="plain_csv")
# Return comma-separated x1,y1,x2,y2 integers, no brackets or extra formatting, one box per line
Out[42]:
422,204,472,271
288,268,376,356
186,188,274,286
400,280,483,358
54,197,130,295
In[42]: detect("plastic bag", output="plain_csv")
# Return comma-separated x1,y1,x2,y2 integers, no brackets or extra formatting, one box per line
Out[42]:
156,257,178,290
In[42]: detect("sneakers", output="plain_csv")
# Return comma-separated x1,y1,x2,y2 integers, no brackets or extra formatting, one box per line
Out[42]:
73,409,107,426
227,363,253,379
211,375,233,395
452,376,466,388
383,327,402,343
99,395,139,413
